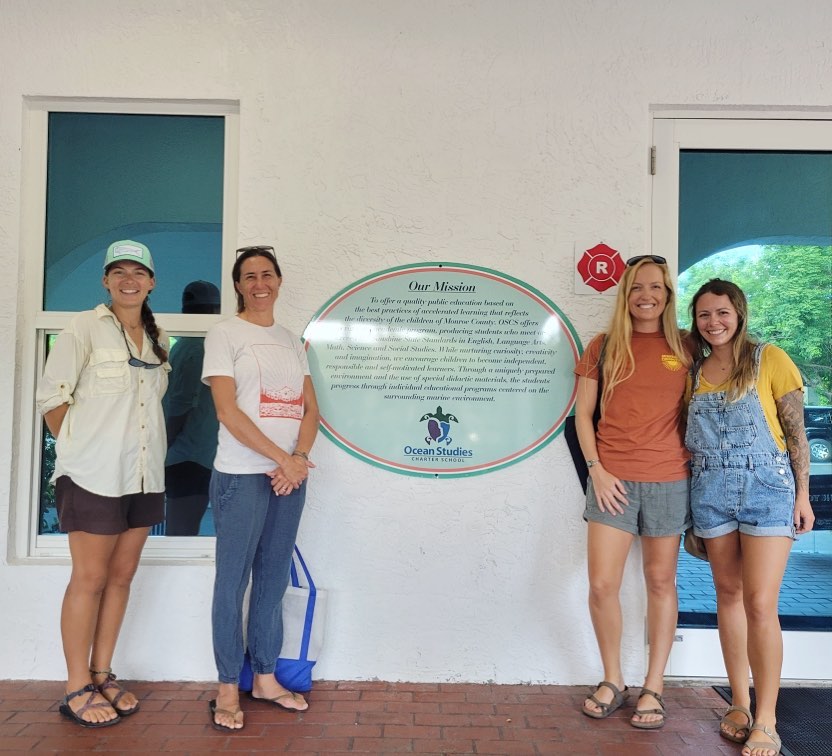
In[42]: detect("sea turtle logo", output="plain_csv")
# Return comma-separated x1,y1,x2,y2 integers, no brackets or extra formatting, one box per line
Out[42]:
419,406,459,445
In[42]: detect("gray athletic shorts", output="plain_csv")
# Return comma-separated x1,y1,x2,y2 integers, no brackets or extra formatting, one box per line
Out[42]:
584,477,691,537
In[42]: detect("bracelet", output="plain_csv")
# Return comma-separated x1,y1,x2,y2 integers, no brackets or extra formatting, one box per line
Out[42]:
292,450,309,460
585,459,600,468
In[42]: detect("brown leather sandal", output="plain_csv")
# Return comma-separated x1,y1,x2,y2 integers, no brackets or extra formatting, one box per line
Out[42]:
630,687,666,729
582,681,629,719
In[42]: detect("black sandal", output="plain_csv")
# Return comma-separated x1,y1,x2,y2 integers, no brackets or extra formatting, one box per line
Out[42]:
58,683,120,728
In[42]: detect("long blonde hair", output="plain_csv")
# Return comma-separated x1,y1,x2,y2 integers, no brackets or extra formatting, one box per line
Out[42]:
688,279,757,402
600,258,690,412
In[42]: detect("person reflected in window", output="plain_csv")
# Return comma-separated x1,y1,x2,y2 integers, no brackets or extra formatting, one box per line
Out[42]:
686,279,814,756
574,256,691,730
36,240,169,728
202,246,319,732
163,281,221,536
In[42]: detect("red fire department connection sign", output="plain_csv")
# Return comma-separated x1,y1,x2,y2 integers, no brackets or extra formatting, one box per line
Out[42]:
576,243,626,293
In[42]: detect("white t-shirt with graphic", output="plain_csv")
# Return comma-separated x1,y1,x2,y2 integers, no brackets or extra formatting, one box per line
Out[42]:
202,316,310,474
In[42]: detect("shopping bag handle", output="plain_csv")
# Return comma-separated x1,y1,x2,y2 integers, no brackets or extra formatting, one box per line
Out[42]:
288,545,317,662
289,546,316,595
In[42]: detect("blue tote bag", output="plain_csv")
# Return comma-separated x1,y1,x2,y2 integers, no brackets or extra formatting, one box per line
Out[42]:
239,546,326,693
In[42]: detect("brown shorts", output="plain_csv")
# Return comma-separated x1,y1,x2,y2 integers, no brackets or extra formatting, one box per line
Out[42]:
55,476,165,535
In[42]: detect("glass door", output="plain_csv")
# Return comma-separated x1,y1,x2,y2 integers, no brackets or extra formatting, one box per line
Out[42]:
651,116,832,680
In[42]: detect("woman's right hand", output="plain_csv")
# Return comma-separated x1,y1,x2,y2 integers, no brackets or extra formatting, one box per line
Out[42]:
589,464,629,515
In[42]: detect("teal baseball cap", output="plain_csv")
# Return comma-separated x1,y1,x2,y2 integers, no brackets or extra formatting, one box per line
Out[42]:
103,240,155,274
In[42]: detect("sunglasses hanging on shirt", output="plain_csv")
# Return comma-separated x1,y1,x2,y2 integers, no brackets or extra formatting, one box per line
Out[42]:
120,326,162,369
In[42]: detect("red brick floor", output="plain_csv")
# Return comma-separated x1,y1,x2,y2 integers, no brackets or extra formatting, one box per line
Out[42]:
0,680,744,754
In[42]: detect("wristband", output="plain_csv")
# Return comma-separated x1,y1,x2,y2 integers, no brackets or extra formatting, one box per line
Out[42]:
293,450,309,460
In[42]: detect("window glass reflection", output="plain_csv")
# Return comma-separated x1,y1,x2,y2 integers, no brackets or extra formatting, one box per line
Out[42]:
162,334,217,536
162,284,220,537
44,112,224,312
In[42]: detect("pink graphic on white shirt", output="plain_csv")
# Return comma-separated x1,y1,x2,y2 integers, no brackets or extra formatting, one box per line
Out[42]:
252,344,304,420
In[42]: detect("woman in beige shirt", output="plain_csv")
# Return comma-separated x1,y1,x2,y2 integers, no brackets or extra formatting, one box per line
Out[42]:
37,240,169,728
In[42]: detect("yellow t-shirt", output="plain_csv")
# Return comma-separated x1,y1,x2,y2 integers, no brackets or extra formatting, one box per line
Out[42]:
692,344,803,451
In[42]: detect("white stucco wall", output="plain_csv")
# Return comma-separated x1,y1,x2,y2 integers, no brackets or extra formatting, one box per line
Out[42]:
1,0,830,683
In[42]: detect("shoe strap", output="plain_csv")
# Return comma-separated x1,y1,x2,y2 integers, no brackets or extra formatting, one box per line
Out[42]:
749,723,780,741
592,681,626,699
64,683,114,716
725,704,753,723
638,687,665,711
64,683,97,704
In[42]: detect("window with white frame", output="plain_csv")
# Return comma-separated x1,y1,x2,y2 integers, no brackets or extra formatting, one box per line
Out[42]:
16,97,239,560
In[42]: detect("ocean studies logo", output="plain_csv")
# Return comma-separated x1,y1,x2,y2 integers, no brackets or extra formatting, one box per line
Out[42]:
403,406,474,462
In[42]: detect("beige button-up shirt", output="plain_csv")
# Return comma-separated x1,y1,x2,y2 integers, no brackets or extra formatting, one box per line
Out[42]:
37,304,170,497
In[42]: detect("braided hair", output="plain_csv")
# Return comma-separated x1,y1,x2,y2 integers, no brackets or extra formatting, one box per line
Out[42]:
141,299,169,363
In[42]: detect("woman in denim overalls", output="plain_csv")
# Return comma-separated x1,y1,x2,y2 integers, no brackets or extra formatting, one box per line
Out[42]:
686,280,814,756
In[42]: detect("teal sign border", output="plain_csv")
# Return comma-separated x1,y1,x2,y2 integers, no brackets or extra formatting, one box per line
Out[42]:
303,262,582,478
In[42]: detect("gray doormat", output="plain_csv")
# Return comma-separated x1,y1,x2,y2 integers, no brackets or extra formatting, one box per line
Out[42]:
714,686,832,756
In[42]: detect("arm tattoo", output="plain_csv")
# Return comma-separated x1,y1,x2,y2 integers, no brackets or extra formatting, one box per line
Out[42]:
775,389,810,494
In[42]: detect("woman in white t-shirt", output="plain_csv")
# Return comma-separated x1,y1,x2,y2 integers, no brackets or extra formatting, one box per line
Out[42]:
202,245,319,732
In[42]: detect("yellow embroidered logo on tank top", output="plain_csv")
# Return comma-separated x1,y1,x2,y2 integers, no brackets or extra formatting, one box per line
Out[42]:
661,354,683,371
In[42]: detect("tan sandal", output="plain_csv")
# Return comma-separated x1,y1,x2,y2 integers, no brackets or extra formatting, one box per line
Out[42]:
743,724,781,756
630,687,666,729
582,681,629,719
720,704,753,743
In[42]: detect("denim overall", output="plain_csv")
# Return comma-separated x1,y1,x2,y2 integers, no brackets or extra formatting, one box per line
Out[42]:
685,343,795,539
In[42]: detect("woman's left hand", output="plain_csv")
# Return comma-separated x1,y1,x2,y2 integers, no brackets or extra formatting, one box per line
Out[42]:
269,469,294,495
268,456,315,495
794,491,815,535
269,468,299,495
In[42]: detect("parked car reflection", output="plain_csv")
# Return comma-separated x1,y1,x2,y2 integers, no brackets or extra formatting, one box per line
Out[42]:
806,406,832,463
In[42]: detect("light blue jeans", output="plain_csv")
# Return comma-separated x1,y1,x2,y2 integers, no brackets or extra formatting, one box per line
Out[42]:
210,469,306,683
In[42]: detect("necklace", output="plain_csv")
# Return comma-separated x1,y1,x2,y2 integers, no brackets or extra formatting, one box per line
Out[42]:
706,355,733,373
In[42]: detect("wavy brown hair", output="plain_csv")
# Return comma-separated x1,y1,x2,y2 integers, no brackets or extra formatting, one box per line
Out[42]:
688,278,757,401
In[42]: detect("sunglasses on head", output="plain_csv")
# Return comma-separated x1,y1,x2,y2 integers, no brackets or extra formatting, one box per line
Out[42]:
120,327,162,370
626,254,667,267
236,245,277,259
